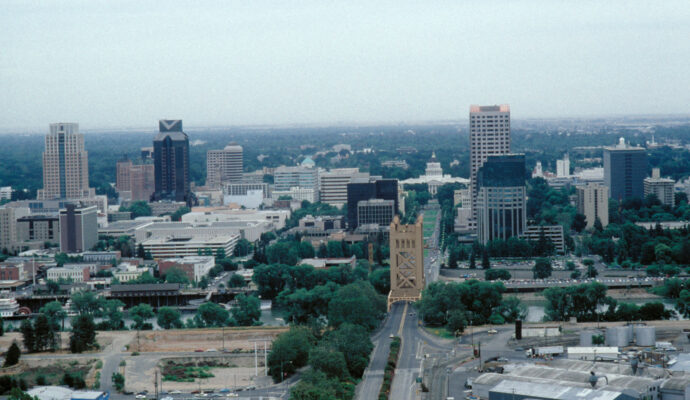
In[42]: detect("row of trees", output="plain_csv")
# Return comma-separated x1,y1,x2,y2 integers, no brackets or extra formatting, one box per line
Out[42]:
543,282,675,322
415,280,526,332
254,260,387,399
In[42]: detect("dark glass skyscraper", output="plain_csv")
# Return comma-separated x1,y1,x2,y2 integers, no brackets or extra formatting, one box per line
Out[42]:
153,120,191,204
346,177,398,229
603,138,647,201
476,154,526,244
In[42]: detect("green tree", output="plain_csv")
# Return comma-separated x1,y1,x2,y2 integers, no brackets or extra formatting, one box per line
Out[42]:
164,267,190,284
586,264,598,278
572,213,587,233
70,315,97,353
327,281,386,330
156,306,183,329
533,258,552,279
324,323,373,378
447,309,467,334
3,341,20,367
8,388,38,400
469,251,476,269
298,242,315,259
170,206,191,221
481,249,490,269
137,243,146,259
308,346,349,380
19,319,35,353
368,267,390,295
231,294,262,326
485,269,511,281
267,326,315,382
120,201,151,218
111,372,125,392
39,301,67,332
129,304,155,330
33,314,58,351
70,291,105,316
317,243,328,258
227,273,247,288
194,302,229,327
233,238,252,257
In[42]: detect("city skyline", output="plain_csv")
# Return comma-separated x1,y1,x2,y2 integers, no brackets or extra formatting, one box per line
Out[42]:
2,1,689,131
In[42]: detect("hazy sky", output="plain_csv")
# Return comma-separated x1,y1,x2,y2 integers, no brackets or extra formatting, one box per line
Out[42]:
1,0,689,131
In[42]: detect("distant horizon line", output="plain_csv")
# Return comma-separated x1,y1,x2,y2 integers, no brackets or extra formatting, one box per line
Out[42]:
2,112,690,135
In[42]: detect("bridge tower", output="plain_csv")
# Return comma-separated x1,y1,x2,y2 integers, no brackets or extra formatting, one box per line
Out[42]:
387,215,425,310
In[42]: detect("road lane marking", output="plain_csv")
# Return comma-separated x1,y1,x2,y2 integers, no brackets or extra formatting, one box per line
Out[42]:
398,303,408,337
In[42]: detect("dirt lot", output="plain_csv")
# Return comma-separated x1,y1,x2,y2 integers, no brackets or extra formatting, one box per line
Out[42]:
125,355,270,392
130,327,288,353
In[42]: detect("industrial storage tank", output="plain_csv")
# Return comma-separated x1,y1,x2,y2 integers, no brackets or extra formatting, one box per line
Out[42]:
580,330,602,347
635,326,656,346
606,326,630,347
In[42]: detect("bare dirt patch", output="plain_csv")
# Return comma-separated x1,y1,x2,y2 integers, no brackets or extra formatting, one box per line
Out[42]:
128,327,287,353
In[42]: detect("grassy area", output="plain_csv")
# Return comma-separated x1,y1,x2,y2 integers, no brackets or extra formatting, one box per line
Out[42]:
16,359,97,387
423,326,456,339
161,361,235,382
422,209,437,238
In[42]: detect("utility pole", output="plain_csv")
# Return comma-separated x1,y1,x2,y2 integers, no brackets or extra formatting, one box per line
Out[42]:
264,341,268,376
154,370,158,400
478,341,482,372
254,342,258,376
222,326,225,352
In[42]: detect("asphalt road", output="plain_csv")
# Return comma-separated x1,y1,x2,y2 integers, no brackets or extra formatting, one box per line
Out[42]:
355,303,406,399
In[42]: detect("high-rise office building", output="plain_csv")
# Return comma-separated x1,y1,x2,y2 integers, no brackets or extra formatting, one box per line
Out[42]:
346,177,398,229
644,168,675,207
556,153,570,177
576,182,609,229
153,120,191,204
274,166,319,193
116,159,155,202
37,123,95,200
0,208,18,251
59,204,98,253
357,199,395,227
469,105,511,224
206,143,243,188
476,154,526,244
320,168,369,207
603,138,647,201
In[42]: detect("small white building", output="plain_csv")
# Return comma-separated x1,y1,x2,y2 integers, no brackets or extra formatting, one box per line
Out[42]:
567,346,619,361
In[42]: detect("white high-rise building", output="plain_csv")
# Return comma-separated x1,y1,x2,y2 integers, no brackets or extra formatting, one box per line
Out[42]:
469,105,511,224
556,153,570,177
37,123,95,200
644,168,675,207
206,143,243,188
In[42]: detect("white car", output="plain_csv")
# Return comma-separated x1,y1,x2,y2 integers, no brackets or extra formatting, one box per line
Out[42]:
169,391,182,395
488,329,498,334
135,395,146,399
226,395,239,398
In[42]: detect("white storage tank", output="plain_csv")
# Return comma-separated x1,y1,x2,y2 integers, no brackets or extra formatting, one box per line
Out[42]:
635,326,656,346
606,326,630,347
580,330,602,347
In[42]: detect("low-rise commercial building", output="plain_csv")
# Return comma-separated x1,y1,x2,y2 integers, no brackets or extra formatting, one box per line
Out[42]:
158,256,215,282
46,265,90,282
142,235,238,259
300,256,356,269
520,225,565,254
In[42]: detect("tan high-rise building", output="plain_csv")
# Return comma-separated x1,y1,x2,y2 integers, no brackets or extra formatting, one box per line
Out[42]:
388,215,424,309
644,168,675,207
38,123,95,200
206,143,243,188
469,105,511,223
116,160,155,201
577,182,609,229
320,168,368,207
0,208,18,251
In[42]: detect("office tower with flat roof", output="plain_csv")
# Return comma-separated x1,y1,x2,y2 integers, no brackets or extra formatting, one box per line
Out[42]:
153,120,191,203
116,159,155,202
357,199,395,227
476,154,526,244
59,204,98,253
206,143,243,188
320,168,369,207
644,168,675,207
603,138,647,201
576,182,609,229
37,123,95,200
469,105,511,224
346,177,398,230
557,153,570,177
274,165,319,193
